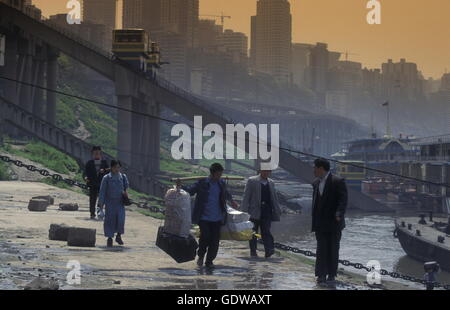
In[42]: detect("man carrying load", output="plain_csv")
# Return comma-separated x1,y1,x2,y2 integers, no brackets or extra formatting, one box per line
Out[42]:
176,163,238,269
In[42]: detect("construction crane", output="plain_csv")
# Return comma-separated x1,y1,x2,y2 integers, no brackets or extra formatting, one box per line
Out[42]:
200,12,231,27
336,51,359,61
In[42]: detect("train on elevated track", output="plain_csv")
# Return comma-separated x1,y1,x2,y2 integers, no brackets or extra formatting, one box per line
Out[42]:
112,29,166,79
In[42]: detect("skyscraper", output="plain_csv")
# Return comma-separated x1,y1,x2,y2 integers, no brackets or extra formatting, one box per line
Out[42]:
251,0,292,84
83,0,116,47
291,43,313,87
217,29,248,64
123,0,198,47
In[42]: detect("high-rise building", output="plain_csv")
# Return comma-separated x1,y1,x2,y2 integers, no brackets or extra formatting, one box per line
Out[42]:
197,19,223,50
122,0,198,87
217,29,248,64
305,43,330,93
83,0,116,48
1,0,41,19
251,0,292,84
291,43,313,87
440,73,450,91
123,0,198,47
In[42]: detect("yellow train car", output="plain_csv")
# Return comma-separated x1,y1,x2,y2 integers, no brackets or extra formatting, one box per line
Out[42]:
112,29,149,72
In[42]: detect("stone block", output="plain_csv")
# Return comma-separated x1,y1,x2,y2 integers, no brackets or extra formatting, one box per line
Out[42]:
58,203,79,211
67,227,96,247
28,199,49,212
48,224,70,241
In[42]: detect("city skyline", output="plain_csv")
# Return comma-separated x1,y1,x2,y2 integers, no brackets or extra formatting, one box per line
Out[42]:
31,0,450,79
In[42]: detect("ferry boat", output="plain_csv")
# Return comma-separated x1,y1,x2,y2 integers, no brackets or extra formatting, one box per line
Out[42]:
395,211,450,271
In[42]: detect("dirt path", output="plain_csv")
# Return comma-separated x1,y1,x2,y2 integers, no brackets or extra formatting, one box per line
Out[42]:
0,181,413,290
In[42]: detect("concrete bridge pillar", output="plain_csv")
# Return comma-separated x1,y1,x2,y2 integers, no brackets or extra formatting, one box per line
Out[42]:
150,102,160,174
1,34,18,104
16,38,34,112
46,47,59,124
225,159,232,172
32,45,47,118
117,95,133,165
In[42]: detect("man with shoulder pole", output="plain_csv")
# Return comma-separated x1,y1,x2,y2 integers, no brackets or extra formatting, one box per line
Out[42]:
176,163,238,269
311,158,348,286
241,168,281,258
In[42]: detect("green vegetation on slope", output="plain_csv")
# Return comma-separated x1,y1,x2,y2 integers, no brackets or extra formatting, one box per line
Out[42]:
2,140,79,175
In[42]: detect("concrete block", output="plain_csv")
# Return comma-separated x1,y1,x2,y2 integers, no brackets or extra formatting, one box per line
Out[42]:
32,195,54,205
67,227,96,247
28,198,49,212
58,203,79,211
48,224,70,241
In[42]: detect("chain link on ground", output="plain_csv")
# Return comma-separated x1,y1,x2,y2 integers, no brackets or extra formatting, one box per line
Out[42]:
2,154,449,290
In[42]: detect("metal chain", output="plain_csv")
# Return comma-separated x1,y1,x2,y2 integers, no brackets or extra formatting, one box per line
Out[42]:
0,155,166,214
258,240,450,290
2,154,449,289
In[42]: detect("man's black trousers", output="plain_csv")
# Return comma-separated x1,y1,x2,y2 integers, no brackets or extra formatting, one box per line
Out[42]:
198,220,222,264
315,230,342,278
89,186,100,217
249,218,274,255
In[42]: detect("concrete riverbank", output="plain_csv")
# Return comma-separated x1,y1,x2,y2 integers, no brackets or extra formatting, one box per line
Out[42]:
0,181,412,290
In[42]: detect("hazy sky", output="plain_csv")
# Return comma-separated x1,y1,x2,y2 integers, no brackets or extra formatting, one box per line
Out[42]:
32,0,450,79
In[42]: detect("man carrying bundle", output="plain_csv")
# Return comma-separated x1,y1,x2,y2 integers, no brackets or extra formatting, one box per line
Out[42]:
176,163,238,269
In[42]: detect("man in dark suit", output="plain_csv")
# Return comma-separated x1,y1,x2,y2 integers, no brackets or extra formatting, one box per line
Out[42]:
311,158,348,286
83,146,109,219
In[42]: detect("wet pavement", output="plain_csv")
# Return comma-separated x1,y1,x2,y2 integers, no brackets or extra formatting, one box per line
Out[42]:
0,181,410,290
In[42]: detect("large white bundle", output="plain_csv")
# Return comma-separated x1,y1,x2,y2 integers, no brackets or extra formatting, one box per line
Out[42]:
164,187,192,237
226,206,250,223
226,221,254,232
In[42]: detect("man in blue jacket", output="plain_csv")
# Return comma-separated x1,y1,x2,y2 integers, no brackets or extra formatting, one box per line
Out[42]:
177,163,238,269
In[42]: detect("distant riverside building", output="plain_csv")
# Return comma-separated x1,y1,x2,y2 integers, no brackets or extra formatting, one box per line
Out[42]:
251,0,292,84
381,58,424,100
82,0,116,48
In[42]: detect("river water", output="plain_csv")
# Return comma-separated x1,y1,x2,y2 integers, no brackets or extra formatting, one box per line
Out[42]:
270,180,450,289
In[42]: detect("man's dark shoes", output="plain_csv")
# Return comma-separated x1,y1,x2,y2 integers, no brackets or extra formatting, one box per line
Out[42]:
316,276,327,286
250,251,258,258
205,261,215,269
107,237,113,247
265,249,275,258
196,256,204,267
326,276,336,286
90,214,96,220
115,234,124,245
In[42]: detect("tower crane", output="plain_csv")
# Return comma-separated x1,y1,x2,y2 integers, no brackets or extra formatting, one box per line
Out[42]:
200,12,231,27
